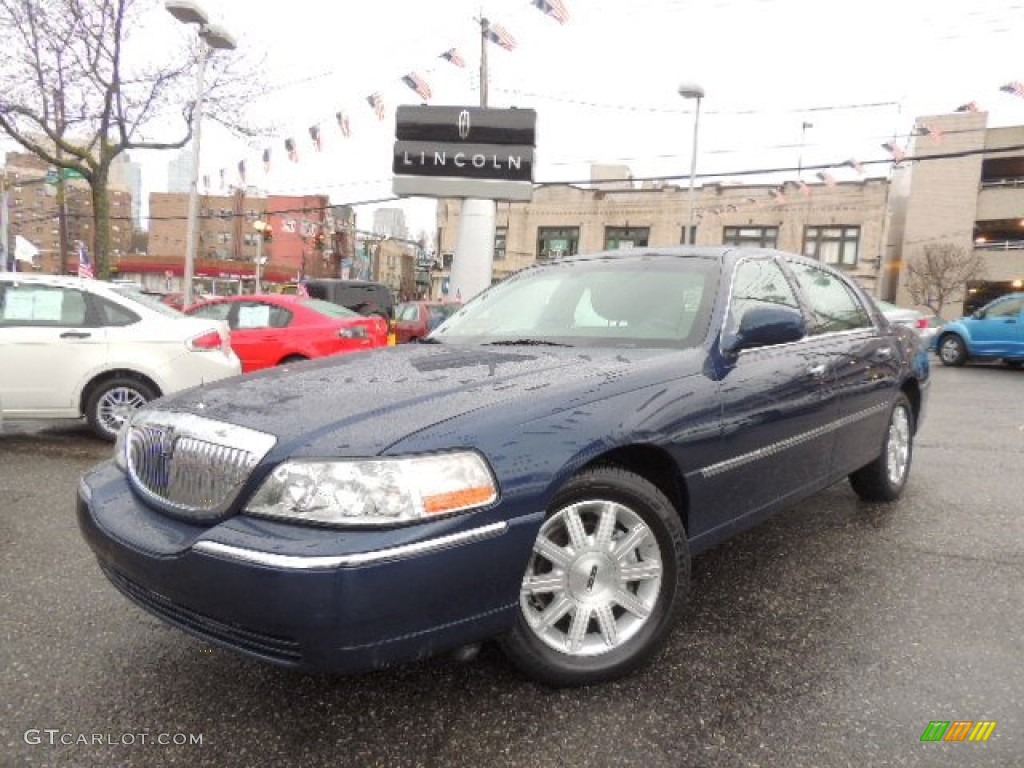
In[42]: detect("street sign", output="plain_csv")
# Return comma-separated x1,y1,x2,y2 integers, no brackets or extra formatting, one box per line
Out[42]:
392,106,536,201
45,167,85,184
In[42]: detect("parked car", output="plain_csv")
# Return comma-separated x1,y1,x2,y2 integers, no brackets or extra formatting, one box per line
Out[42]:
184,294,388,372
875,299,941,347
933,292,1024,367
393,300,463,343
0,274,240,440
78,247,929,686
299,279,396,321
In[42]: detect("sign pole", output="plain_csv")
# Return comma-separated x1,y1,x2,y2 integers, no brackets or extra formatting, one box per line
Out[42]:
449,17,497,303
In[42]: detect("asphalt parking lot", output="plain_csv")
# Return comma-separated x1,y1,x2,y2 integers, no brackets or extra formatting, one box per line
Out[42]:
1,363,1022,767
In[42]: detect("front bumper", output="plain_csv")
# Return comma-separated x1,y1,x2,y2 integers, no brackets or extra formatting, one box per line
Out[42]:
77,461,540,673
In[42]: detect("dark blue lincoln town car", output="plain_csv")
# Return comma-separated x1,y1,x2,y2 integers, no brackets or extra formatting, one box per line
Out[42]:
78,247,930,687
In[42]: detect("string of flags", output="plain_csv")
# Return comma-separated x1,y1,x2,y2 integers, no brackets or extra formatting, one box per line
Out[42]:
200,0,578,190
192,0,1024,202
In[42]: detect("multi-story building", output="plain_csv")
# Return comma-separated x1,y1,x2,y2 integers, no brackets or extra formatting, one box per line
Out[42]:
435,113,1024,317
166,148,194,195
435,172,891,300
109,153,143,230
3,151,132,274
125,191,333,292
372,208,409,240
893,111,1024,316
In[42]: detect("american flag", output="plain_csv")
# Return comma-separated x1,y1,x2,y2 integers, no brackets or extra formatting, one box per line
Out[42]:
309,124,322,152
336,110,351,137
881,141,906,163
816,171,837,187
770,188,785,202
955,101,980,112
845,158,865,175
1000,81,1024,98
285,137,298,162
440,48,466,67
532,0,570,24
485,23,517,51
797,180,810,196
367,92,386,121
401,72,433,101
77,241,94,279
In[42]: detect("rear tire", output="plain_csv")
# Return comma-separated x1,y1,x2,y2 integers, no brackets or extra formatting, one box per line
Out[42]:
501,466,689,687
278,355,308,365
85,377,157,441
937,333,967,367
849,394,914,502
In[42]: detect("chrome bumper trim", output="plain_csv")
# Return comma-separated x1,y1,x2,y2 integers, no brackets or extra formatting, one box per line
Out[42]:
192,521,509,570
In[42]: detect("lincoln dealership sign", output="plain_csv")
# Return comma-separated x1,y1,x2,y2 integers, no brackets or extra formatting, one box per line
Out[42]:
392,106,537,201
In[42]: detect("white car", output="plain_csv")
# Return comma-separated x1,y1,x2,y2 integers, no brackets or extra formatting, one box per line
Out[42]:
0,274,242,440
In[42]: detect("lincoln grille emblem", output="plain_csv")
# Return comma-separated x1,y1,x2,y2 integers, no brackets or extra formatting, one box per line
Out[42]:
457,110,471,140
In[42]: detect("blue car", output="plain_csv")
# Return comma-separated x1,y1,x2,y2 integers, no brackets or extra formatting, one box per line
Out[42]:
934,292,1024,368
77,247,930,687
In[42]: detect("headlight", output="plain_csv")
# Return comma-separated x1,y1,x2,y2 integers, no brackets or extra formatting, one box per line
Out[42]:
245,452,498,527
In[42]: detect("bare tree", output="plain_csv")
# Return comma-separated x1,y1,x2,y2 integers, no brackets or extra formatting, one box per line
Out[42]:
904,242,986,316
0,0,262,276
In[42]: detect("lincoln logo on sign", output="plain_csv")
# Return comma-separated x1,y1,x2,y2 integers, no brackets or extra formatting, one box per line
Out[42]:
392,105,537,202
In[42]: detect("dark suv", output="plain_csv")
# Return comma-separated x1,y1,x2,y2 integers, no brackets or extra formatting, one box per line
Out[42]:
302,279,395,320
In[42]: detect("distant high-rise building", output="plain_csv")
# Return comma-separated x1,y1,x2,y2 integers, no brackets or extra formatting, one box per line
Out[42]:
110,152,143,230
167,148,194,194
373,208,408,240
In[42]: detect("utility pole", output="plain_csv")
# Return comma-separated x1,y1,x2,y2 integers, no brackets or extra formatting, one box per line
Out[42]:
0,170,9,271
479,17,489,109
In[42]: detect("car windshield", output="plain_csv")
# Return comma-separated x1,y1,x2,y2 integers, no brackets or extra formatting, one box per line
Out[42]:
109,285,185,318
431,254,718,348
299,297,362,319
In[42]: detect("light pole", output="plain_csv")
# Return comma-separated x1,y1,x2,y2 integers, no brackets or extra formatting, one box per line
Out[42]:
252,220,269,292
165,0,236,307
678,83,704,246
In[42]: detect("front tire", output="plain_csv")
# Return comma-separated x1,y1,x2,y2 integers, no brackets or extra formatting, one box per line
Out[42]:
85,377,157,441
849,394,914,502
937,333,967,366
501,466,689,687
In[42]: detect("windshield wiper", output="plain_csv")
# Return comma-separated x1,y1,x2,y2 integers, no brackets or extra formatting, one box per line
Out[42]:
482,339,573,347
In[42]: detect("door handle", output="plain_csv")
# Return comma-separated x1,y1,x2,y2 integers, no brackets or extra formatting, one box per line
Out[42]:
60,331,91,339
807,363,827,378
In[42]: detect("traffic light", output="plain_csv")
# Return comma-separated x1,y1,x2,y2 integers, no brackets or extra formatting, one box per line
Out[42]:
262,226,272,243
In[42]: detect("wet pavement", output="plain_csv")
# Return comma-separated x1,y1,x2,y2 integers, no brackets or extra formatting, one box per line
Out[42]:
1,364,1022,767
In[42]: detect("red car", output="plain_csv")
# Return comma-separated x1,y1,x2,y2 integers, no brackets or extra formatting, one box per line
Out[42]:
394,301,462,343
185,294,387,372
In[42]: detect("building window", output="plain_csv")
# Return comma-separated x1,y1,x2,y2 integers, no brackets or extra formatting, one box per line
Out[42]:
537,227,580,261
494,226,507,261
803,225,860,267
604,226,649,250
723,226,778,249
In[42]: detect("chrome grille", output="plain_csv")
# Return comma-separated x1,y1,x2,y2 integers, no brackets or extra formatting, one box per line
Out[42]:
125,412,277,522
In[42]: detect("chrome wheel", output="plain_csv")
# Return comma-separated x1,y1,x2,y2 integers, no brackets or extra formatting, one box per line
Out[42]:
886,406,911,487
938,335,966,366
88,382,152,442
519,499,663,657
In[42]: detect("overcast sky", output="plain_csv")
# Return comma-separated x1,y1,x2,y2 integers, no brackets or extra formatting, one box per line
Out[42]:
7,0,1024,237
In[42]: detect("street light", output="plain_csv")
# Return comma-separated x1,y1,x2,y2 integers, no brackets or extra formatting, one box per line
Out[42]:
678,82,704,246
252,220,269,292
165,0,236,307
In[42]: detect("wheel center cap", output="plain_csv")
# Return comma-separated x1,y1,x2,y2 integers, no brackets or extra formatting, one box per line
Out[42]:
568,553,615,602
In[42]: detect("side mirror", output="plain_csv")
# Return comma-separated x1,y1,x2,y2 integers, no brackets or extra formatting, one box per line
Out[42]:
724,305,805,353
971,309,985,319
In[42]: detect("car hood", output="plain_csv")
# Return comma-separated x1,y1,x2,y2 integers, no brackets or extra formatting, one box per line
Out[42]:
151,343,703,456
